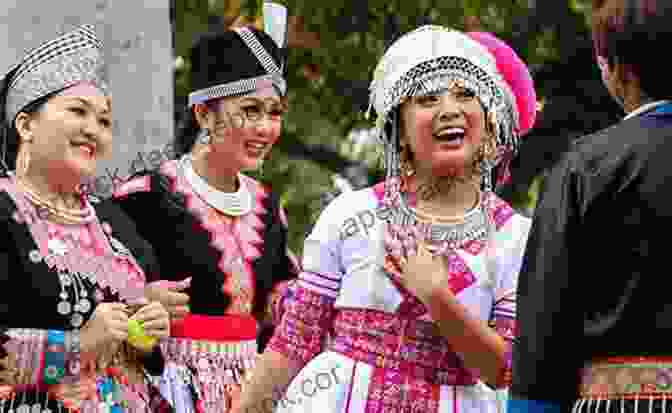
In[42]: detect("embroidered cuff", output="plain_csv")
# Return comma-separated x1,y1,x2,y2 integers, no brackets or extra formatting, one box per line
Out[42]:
267,287,335,366
2,329,80,386
266,279,296,326
489,315,516,388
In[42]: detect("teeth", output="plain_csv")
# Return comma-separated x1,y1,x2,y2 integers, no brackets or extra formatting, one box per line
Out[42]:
73,143,94,155
247,142,266,149
436,127,465,137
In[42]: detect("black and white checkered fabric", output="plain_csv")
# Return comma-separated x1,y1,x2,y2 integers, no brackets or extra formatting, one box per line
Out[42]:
187,27,286,106
3,24,107,125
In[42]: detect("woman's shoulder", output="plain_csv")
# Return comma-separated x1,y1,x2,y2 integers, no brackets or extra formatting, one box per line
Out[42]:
309,184,384,240
320,184,380,217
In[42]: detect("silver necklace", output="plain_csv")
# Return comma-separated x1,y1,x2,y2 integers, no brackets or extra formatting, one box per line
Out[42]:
179,156,254,216
390,190,493,250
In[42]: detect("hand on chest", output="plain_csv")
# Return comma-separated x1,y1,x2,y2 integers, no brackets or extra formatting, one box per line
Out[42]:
336,227,496,317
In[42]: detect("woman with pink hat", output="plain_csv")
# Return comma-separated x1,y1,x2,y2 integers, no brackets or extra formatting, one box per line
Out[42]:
234,25,538,413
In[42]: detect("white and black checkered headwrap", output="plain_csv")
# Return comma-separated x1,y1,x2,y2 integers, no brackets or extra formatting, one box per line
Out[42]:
1,24,108,128
187,27,286,106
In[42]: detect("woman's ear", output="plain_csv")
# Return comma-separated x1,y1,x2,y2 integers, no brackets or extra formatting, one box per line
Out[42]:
13,112,35,144
192,103,211,130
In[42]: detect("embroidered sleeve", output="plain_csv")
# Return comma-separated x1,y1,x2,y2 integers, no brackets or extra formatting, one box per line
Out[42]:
489,278,516,388
488,216,530,389
267,197,345,367
265,278,297,326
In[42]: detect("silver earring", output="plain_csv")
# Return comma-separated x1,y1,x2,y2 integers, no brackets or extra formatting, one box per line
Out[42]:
197,128,211,145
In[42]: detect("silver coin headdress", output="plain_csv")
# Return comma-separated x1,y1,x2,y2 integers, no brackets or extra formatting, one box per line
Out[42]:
0,24,107,172
367,25,521,192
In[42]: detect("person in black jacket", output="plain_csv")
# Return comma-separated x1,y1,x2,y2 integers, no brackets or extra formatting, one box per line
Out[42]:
510,1,672,412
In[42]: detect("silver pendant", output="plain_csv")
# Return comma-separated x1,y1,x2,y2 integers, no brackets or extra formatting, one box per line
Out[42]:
78,298,91,313
57,301,71,315
47,238,68,256
59,273,72,287
31,403,41,413
17,404,30,413
70,313,83,328
28,249,42,263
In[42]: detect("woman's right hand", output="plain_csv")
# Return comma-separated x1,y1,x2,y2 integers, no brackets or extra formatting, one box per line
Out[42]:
144,278,191,320
80,302,129,351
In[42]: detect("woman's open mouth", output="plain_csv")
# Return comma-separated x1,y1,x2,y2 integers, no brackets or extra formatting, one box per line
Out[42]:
433,127,465,148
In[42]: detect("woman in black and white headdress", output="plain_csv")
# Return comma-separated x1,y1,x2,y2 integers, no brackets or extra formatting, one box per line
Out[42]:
110,14,300,413
0,24,171,412
235,24,538,413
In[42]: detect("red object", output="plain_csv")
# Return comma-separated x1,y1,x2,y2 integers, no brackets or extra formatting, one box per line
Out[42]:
170,314,257,341
106,367,121,377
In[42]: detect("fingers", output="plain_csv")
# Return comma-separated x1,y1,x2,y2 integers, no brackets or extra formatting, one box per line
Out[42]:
168,304,190,320
132,302,167,323
142,320,170,338
103,305,130,341
155,290,190,307
132,302,170,338
107,319,129,341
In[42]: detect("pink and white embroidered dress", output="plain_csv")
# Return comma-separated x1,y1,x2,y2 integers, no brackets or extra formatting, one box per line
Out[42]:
267,182,530,413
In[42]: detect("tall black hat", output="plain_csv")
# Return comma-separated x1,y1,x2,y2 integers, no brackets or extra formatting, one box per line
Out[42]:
187,26,286,107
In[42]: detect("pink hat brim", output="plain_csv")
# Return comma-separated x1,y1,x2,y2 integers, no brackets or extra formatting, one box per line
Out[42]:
466,32,537,136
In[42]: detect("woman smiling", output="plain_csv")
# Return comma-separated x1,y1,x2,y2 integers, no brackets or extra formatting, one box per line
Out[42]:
0,24,171,412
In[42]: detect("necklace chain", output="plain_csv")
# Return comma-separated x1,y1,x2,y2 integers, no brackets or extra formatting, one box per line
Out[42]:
17,178,93,224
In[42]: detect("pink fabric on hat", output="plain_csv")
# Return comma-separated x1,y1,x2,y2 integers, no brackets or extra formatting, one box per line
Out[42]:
56,81,107,99
466,32,537,136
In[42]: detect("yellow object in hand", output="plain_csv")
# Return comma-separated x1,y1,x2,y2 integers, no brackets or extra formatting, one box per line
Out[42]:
127,319,157,351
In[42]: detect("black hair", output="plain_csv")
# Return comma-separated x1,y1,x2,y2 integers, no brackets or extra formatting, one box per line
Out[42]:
173,26,284,157
592,0,672,100
1,92,55,174
173,99,223,157
174,106,201,157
